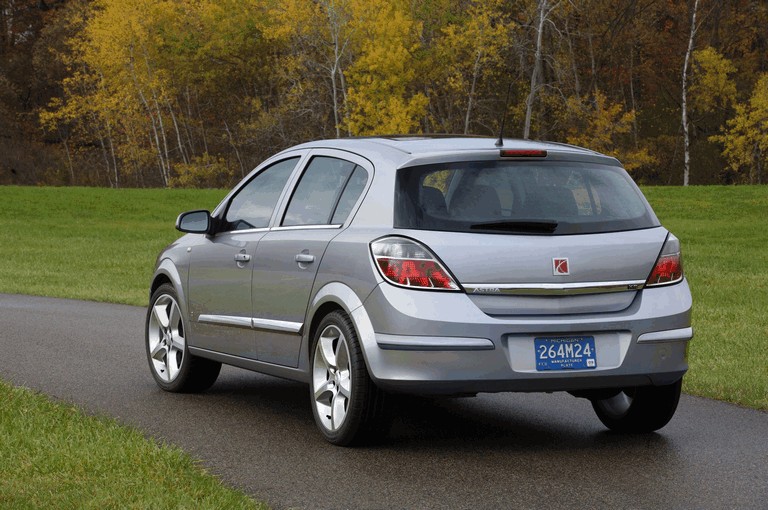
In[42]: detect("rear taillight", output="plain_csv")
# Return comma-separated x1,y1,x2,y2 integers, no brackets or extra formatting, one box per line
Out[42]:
646,233,684,287
371,237,460,291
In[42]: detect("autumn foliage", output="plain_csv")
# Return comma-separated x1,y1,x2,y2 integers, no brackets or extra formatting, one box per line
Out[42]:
0,0,766,187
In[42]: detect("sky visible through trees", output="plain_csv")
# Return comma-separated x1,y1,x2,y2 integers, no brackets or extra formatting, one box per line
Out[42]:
0,0,766,187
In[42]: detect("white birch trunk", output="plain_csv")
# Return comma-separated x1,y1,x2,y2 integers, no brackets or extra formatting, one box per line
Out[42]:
523,0,552,139
224,120,245,178
465,50,483,135
166,99,189,165
681,0,700,187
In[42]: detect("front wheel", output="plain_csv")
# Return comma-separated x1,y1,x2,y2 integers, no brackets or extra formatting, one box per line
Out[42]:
146,283,221,393
310,310,390,446
591,379,682,433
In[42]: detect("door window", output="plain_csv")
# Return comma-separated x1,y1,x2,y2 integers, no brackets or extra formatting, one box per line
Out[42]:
282,156,368,226
224,157,300,231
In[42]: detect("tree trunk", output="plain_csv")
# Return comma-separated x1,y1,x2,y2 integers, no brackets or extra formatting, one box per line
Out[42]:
129,49,168,185
96,130,112,187
524,0,557,139
166,99,189,165
184,86,197,156
224,120,245,178
565,20,580,98
330,23,342,138
465,50,483,135
137,88,168,186
58,127,75,184
151,92,171,182
681,0,700,187
105,120,119,188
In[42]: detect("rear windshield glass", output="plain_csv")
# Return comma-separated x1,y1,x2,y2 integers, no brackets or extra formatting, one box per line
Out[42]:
395,161,658,235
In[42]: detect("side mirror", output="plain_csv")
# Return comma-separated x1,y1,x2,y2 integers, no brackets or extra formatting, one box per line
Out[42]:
176,210,211,234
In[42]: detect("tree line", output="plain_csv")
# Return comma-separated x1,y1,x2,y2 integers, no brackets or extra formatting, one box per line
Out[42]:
0,0,766,188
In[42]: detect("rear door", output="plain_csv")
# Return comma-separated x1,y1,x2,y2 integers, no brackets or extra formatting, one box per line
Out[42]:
251,151,371,366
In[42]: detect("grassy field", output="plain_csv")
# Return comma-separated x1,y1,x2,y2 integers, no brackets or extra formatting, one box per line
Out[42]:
0,381,263,509
641,186,768,411
0,186,226,306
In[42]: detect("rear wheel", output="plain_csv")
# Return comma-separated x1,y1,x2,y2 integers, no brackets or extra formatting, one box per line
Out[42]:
146,283,221,393
310,310,389,446
591,379,682,433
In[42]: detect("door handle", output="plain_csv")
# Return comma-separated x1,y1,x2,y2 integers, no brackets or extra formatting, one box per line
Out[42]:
295,253,315,264
234,253,251,262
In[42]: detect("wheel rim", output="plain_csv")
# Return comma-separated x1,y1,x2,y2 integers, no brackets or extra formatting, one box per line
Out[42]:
312,324,352,432
147,294,186,382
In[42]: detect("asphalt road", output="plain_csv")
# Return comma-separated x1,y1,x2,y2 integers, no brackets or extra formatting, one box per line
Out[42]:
1,293,766,509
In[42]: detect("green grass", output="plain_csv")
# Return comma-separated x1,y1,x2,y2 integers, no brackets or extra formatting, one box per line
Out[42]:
642,186,768,410
0,381,264,509
0,184,766,410
0,186,227,306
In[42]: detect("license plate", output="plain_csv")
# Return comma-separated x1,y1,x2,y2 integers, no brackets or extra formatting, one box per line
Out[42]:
534,336,596,371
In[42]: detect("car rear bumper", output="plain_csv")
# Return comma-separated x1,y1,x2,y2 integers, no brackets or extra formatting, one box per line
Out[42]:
354,279,692,395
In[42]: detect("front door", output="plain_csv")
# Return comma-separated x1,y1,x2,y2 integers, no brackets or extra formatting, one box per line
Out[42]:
187,156,301,358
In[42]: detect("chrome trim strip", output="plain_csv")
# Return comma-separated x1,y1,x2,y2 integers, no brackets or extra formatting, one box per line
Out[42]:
251,317,302,334
198,314,253,329
637,327,693,343
214,227,270,237
463,280,646,296
197,314,302,334
376,334,495,351
270,224,342,231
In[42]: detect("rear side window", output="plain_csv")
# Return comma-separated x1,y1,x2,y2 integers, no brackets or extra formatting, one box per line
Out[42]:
395,161,658,235
283,156,368,226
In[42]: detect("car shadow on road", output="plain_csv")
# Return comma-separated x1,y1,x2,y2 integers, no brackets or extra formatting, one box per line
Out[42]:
201,370,674,455
386,394,673,452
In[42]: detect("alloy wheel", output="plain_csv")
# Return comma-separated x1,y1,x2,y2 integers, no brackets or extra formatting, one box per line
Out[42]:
147,294,186,382
312,324,352,431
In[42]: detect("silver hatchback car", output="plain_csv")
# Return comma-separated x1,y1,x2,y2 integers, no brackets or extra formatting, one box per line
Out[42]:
146,136,692,445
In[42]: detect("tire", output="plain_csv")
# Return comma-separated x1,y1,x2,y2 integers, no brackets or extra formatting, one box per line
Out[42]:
146,283,221,393
309,310,390,446
591,379,683,433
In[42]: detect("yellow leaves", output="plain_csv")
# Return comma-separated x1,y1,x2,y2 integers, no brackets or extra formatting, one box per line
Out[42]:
44,0,764,187
566,91,657,173
711,74,768,181
690,47,737,113
347,91,428,135
169,153,233,189
343,0,426,135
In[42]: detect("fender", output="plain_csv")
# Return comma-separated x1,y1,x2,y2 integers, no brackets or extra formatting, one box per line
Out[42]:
151,258,189,324
302,281,378,376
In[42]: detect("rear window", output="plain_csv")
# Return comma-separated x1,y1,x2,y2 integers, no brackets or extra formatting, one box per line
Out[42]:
394,161,659,235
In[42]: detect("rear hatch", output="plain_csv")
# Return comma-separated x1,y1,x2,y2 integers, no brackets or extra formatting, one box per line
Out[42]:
399,228,666,316
394,156,665,316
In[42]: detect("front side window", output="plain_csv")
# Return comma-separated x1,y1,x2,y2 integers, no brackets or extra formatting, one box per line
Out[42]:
224,157,300,231
395,161,658,235
283,156,368,226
